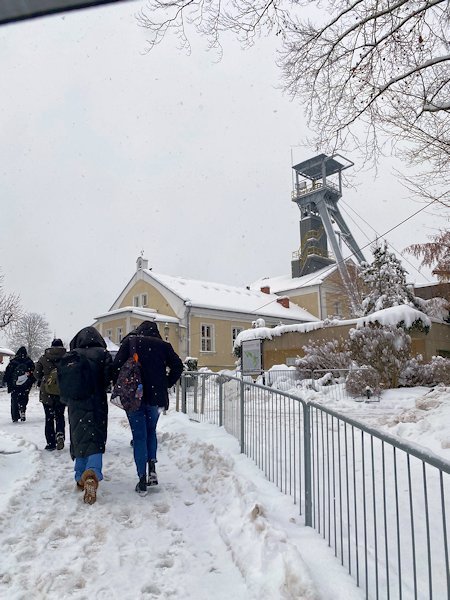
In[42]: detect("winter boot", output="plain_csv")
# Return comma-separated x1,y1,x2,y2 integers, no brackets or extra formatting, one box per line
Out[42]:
56,433,65,451
135,475,147,496
45,444,56,451
81,469,98,505
20,411,26,422
147,460,158,486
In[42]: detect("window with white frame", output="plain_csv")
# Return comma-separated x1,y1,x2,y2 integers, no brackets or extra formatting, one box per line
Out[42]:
141,293,148,307
232,327,243,351
201,324,214,352
333,301,342,317
105,329,112,339
133,295,139,307
117,327,123,343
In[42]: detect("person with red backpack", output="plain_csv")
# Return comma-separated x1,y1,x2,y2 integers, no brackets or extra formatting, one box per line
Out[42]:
112,321,183,496
3,346,35,422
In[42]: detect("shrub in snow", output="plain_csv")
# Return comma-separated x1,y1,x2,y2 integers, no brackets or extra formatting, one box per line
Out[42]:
295,338,352,372
400,355,450,387
348,325,411,388
346,366,381,398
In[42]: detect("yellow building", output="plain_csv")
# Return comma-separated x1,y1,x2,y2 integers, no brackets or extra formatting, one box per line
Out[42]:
93,257,319,370
250,262,360,320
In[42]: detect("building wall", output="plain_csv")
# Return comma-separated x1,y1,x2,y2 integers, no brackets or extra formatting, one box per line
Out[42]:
120,280,178,318
287,291,320,318
190,315,251,370
262,322,450,368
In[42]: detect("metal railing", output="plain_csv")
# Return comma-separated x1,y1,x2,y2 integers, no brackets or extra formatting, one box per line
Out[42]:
179,372,450,600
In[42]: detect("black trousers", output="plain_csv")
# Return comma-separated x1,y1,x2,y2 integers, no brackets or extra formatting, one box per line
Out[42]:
43,402,66,446
11,391,30,422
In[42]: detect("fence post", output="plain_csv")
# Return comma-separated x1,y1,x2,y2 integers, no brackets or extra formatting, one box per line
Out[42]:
240,376,245,454
303,402,313,527
181,374,187,414
193,376,198,413
201,376,206,414
218,379,223,427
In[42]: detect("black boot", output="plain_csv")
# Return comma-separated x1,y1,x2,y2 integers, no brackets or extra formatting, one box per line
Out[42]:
135,475,147,496
147,460,158,486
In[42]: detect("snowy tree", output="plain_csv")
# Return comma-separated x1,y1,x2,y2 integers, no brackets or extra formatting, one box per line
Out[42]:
360,240,421,316
405,229,450,282
138,0,450,202
348,325,411,388
0,272,21,331
8,312,52,361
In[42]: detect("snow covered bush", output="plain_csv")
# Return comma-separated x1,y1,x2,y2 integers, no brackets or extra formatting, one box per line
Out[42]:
400,355,450,387
295,338,351,372
360,240,423,316
346,366,381,398
348,325,411,388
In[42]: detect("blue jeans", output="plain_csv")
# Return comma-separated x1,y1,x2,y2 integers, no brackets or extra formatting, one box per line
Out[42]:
74,453,103,482
127,404,160,478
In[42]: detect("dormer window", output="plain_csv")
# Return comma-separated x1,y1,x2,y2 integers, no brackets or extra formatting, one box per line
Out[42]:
141,293,148,307
133,295,139,307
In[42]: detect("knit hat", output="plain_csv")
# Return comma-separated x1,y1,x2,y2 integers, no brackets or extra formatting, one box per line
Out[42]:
51,338,64,347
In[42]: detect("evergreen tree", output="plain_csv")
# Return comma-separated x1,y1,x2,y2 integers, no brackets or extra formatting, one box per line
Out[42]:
360,241,421,316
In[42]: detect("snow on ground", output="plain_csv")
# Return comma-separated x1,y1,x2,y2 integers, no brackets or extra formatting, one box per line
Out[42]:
0,388,364,600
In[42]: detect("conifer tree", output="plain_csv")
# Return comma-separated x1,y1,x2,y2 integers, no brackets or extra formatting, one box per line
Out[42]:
360,241,420,316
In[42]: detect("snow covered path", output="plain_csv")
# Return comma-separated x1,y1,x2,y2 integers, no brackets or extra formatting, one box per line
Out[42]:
0,389,363,600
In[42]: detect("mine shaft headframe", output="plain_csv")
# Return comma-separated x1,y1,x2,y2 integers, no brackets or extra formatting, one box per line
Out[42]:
292,153,354,199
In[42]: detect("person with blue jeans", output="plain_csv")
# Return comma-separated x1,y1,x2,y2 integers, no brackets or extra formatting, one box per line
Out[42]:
63,327,112,504
113,321,183,496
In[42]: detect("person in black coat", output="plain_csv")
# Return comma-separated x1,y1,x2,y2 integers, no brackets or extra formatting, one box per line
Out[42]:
3,346,35,422
65,327,112,504
34,339,67,451
112,320,183,495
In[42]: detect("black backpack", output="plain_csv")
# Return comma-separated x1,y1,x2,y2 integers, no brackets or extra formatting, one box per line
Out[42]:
57,350,95,401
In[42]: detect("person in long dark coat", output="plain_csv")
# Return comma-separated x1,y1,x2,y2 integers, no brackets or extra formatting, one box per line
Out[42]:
65,327,112,504
112,320,183,495
3,346,35,422
34,338,67,451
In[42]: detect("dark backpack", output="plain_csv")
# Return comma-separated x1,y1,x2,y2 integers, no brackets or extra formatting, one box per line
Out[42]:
111,354,143,412
12,363,30,388
44,366,60,396
57,350,95,401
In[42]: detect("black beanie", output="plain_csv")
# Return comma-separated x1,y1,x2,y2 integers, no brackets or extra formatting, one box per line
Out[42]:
51,338,64,347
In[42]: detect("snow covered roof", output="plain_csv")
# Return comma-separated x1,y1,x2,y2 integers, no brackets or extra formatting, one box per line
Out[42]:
95,306,179,324
234,305,434,348
355,305,432,330
143,270,319,322
249,264,338,294
0,347,14,356
103,337,120,352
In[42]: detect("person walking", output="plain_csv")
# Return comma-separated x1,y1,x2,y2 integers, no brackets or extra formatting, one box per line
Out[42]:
60,327,112,505
112,321,183,496
34,339,67,451
3,346,35,422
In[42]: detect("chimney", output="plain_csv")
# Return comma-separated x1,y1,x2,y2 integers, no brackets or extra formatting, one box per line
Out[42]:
260,285,270,294
277,296,290,309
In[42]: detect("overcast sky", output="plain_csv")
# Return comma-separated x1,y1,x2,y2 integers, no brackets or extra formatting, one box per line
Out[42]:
0,1,443,345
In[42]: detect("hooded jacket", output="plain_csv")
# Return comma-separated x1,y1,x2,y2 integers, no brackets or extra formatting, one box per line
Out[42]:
66,327,112,458
112,321,183,409
35,345,67,406
4,347,35,393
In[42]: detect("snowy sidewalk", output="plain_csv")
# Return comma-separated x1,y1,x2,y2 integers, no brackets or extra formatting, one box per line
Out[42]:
0,389,363,600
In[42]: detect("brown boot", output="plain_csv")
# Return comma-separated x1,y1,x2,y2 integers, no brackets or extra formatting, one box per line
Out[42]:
80,469,98,505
